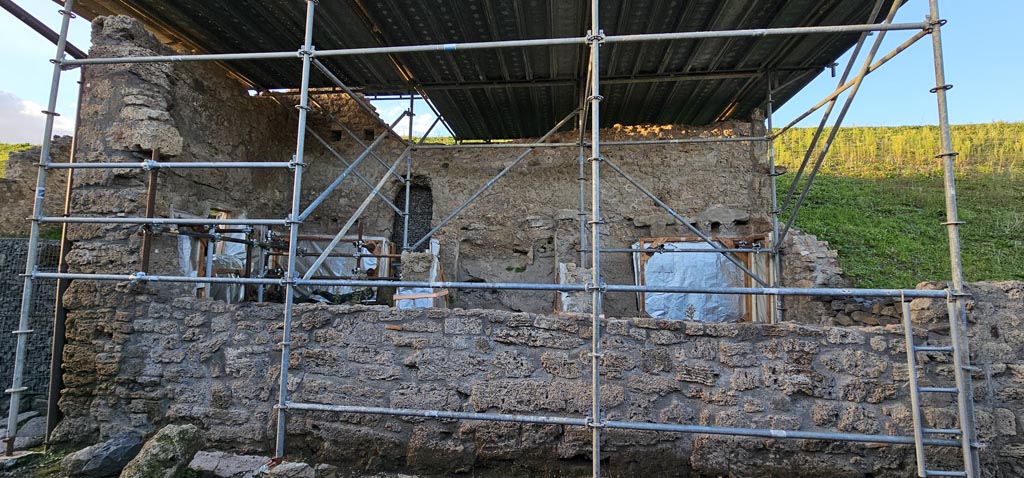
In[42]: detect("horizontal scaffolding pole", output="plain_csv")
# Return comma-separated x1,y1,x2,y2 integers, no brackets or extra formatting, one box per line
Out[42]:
45,161,293,169
413,136,768,150
30,272,950,298
286,402,585,426
583,248,769,254
773,29,930,138
601,420,959,447
62,22,931,67
37,217,287,226
282,402,959,447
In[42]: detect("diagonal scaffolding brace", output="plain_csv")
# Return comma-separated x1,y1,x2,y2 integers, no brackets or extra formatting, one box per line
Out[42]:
408,108,581,251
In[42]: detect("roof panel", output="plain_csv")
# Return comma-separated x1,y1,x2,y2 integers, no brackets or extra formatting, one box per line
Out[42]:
71,0,907,139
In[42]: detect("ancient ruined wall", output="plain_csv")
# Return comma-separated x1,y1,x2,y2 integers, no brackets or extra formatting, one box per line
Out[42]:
41,16,1024,478
62,15,303,282
411,123,772,316
0,137,71,237
52,281,1024,477
297,106,774,316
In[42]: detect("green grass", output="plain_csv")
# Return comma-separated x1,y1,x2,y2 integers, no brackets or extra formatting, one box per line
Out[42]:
775,124,1023,288
0,143,34,178
777,173,1024,288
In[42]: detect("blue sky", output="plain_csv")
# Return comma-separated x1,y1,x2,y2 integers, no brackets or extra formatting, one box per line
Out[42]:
1,0,1021,142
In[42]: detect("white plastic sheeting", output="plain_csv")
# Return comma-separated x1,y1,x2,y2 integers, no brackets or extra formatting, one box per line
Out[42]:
293,237,387,301
633,241,743,322
178,229,249,303
396,239,441,309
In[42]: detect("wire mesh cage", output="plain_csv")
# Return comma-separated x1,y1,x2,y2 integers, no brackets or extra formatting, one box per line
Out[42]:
0,238,60,416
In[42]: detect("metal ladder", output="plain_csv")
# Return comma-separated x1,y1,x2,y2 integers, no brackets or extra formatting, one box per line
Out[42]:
900,293,979,477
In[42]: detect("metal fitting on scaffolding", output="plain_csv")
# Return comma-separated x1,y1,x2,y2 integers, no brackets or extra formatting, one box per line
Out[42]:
585,29,605,44
585,414,607,428
128,272,148,284
280,274,298,286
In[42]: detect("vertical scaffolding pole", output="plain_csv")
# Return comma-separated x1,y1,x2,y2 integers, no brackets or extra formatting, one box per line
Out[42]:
403,93,414,250
577,107,588,266
765,74,783,324
5,0,74,456
275,0,316,459
927,1,979,475
586,1,604,475
46,71,86,444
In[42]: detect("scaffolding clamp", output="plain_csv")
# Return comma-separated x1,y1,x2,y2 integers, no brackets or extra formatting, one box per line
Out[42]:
297,45,316,58
587,94,605,103
588,155,605,163
585,281,607,293
280,274,299,286
11,329,34,335
934,151,959,159
141,159,160,171
927,18,948,31
4,387,28,394
585,413,607,428
941,220,965,226
58,9,77,19
586,29,606,44
129,272,148,284
289,155,305,170
930,84,953,93
284,214,303,226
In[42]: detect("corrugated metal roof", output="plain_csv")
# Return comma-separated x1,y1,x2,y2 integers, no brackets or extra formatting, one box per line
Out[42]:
69,0,903,140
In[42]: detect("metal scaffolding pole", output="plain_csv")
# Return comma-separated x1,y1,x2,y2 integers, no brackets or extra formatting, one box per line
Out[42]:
298,113,408,222
779,0,885,215
403,92,414,250
275,0,315,459
577,55,594,267
586,2,604,475
12,1,975,475
408,109,580,251
4,0,74,457
307,131,403,214
30,271,953,299
61,21,931,67
772,29,930,139
304,121,438,279
602,157,769,287
927,0,979,475
765,74,784,324
777,0,902,246
413,136,766,150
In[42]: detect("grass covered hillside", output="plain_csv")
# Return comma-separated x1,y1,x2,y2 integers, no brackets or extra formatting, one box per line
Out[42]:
775,122,1023,288
0,143,33,177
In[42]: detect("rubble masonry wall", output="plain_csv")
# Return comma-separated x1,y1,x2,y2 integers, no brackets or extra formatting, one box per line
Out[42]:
52,281,1024,477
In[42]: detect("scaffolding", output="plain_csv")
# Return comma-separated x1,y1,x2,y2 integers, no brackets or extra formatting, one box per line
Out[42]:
4,0,982,476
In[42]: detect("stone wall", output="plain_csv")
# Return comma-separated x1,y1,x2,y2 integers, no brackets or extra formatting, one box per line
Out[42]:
52,280,1024,477
0,137,71,237
64,15,782,318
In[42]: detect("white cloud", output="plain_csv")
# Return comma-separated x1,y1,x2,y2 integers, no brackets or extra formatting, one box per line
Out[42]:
0,91,75,144
371,100,445,138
